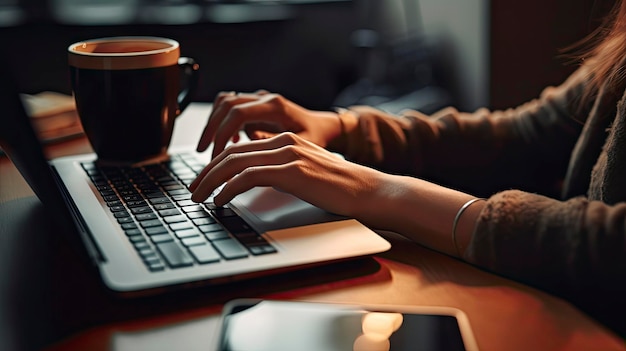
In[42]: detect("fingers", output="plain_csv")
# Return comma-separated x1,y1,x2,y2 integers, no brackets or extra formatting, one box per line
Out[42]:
212,164,290,206
197,91,235,152
190,132,368,217
243,122,280,141
247,130,278,140
190,133,299,202
190,149,294,205
196,91,271,153
210,94,286,158
210,98,265,159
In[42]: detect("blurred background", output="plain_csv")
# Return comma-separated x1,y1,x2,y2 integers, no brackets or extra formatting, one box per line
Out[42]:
0,0,608,114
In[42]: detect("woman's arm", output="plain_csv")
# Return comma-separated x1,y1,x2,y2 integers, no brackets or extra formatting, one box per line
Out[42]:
190,122,625,300
191,132,484,257
467,190,626,294
337,68,591,196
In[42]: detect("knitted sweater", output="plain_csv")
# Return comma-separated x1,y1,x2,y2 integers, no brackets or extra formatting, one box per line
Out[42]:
342,66,626,330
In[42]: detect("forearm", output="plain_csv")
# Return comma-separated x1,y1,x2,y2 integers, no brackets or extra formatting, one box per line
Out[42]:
355,173,485,258
466,190,626,293
332,73,588,196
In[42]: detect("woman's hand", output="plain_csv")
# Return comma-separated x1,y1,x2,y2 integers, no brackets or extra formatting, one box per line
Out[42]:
190,132,384,218
191,131,483,258
197,91,343,159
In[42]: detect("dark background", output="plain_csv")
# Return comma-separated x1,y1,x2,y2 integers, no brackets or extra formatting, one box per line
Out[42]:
0,0,611,114
489,0,611,110
1,1,359,110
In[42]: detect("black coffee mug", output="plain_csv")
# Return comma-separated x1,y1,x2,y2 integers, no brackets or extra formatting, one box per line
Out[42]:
68,36,199,163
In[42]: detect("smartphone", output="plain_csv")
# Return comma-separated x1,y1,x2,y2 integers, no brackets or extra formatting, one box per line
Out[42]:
214,299,478,351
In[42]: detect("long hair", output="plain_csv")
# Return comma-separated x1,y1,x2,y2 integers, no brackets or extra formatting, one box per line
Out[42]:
571,0,626,102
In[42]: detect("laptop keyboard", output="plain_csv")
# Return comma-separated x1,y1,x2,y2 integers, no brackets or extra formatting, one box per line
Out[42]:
80,153,277,272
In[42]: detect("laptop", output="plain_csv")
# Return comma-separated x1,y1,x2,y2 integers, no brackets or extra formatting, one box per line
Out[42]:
0,57,390,297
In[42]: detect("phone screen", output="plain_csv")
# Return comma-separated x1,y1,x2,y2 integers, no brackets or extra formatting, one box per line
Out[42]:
217,300,468,351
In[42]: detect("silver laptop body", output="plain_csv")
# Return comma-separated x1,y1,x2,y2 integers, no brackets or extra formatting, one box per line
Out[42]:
0,57,390,297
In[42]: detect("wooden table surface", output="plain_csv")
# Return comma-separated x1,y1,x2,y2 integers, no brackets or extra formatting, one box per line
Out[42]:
1,103,624,351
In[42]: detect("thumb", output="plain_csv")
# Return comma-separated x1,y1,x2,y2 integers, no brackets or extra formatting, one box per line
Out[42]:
247,129,278,140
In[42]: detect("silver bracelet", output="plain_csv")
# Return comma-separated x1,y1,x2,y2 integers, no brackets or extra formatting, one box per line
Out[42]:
452,198,485,258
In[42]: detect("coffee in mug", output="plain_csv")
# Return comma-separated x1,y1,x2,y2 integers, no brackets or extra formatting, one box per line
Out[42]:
68,36,199,163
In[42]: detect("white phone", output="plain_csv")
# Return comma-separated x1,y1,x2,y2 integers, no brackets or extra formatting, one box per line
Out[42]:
214,299,479,351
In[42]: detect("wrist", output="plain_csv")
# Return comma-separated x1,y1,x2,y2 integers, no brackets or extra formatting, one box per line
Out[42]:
327,107,358,154
453,198,486,258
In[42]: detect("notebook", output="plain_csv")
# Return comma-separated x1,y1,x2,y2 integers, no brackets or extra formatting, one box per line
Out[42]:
0,58,390,297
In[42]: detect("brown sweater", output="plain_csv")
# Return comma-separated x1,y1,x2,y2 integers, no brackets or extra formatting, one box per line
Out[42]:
341,66,626,327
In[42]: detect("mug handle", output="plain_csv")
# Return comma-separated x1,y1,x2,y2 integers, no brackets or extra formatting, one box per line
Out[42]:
177,57,200,114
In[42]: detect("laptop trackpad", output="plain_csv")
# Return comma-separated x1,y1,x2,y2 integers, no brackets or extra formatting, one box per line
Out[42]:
231,187,346,233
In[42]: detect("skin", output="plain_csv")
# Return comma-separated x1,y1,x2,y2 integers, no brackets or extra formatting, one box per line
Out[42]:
191,91,485,258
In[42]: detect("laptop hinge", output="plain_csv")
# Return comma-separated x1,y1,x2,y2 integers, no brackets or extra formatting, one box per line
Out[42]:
50,165,106,264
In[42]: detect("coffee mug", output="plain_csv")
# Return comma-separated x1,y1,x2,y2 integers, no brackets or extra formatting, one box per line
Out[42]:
68,36,199,163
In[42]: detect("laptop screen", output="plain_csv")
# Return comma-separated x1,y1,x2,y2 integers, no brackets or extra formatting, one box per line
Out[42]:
0,53,78,233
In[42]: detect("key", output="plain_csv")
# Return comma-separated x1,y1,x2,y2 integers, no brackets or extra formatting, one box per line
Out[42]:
188,244,221,264
155,242,194,268
212,238,249,260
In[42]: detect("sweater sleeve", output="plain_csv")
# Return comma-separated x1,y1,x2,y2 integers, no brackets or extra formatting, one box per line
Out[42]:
342,68,590,197
465,190,626,295
341,67,626,300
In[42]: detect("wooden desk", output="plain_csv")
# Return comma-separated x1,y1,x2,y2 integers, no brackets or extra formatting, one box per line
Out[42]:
1,103,624,351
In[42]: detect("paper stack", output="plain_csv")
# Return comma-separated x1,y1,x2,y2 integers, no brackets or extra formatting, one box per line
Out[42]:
20,91,83,143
